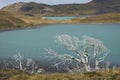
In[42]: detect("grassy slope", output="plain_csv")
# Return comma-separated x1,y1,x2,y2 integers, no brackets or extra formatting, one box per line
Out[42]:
19,16,69,25
0,11,120,31
0,69,120,80
81,13,120,23
0,11,72,30
0,11,28,30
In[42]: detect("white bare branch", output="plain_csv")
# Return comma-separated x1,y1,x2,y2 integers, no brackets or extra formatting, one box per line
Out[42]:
9,53,37,73
46,34,110,72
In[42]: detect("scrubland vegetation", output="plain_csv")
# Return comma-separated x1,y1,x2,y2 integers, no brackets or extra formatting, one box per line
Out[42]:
0,68,120,80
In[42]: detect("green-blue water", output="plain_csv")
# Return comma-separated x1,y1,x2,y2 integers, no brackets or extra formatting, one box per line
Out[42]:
0,24,120,65
44,16,89,20
44,17,76,20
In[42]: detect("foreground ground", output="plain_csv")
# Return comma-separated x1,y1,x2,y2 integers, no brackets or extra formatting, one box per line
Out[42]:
0,69,120,80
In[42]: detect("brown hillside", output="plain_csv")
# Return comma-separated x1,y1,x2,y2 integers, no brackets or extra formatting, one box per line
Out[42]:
0,11,28,30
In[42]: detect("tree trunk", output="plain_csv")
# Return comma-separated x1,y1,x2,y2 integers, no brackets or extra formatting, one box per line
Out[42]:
95,60,99,70
19,61,23,70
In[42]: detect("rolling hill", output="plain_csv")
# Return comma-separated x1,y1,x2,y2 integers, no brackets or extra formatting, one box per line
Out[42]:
0,11,28,30
80,13,120,23
1,0,120,16
0,0,120,30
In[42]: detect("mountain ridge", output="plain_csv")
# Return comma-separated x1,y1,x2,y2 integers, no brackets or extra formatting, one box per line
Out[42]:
1,0,120,16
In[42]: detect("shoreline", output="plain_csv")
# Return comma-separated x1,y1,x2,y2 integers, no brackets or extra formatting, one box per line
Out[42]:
0,58,119,67
0,22,120,32
0,23,55,32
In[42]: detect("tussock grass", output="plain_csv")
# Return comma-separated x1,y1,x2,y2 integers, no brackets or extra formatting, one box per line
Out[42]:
0,11,29,31
81,13,120,23
0,69,120,80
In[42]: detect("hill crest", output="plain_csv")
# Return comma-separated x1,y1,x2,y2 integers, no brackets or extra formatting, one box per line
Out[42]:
1,0,120,16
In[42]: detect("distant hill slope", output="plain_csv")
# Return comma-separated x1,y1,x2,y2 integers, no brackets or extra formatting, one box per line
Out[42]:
0,0,120,31
0,11,73,31
81,13,120,23
1,0,120,16
0,11,28,30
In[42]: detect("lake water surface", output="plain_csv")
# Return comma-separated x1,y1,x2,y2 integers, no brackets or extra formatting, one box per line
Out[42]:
0,24,120,65
44,16,89,20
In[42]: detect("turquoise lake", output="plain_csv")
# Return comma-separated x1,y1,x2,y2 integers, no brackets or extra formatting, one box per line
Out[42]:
0,24,120,65
44,16,89,20
44,16,76,20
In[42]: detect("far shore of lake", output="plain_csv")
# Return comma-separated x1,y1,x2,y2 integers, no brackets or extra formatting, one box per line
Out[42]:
0,18,120,32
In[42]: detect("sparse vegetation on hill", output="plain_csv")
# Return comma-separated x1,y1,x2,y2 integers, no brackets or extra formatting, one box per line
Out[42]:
0,11,71,30
1,0,120,16
0,11,120,31
81,13,120,23
0,11,28,30
0,0,120,31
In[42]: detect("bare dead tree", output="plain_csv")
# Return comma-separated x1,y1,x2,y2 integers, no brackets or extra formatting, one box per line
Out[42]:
56,34,91,72
46,34,109,72
8,53,37,73
82,36,109,71
4,59,9,69
105,61,111,71
46,48,82,72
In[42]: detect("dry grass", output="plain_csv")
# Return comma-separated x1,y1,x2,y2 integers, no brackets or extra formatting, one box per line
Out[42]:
0,11,120,31
81,13,120,23
0,11,29,30
0,69,120,80
19,15,74,25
